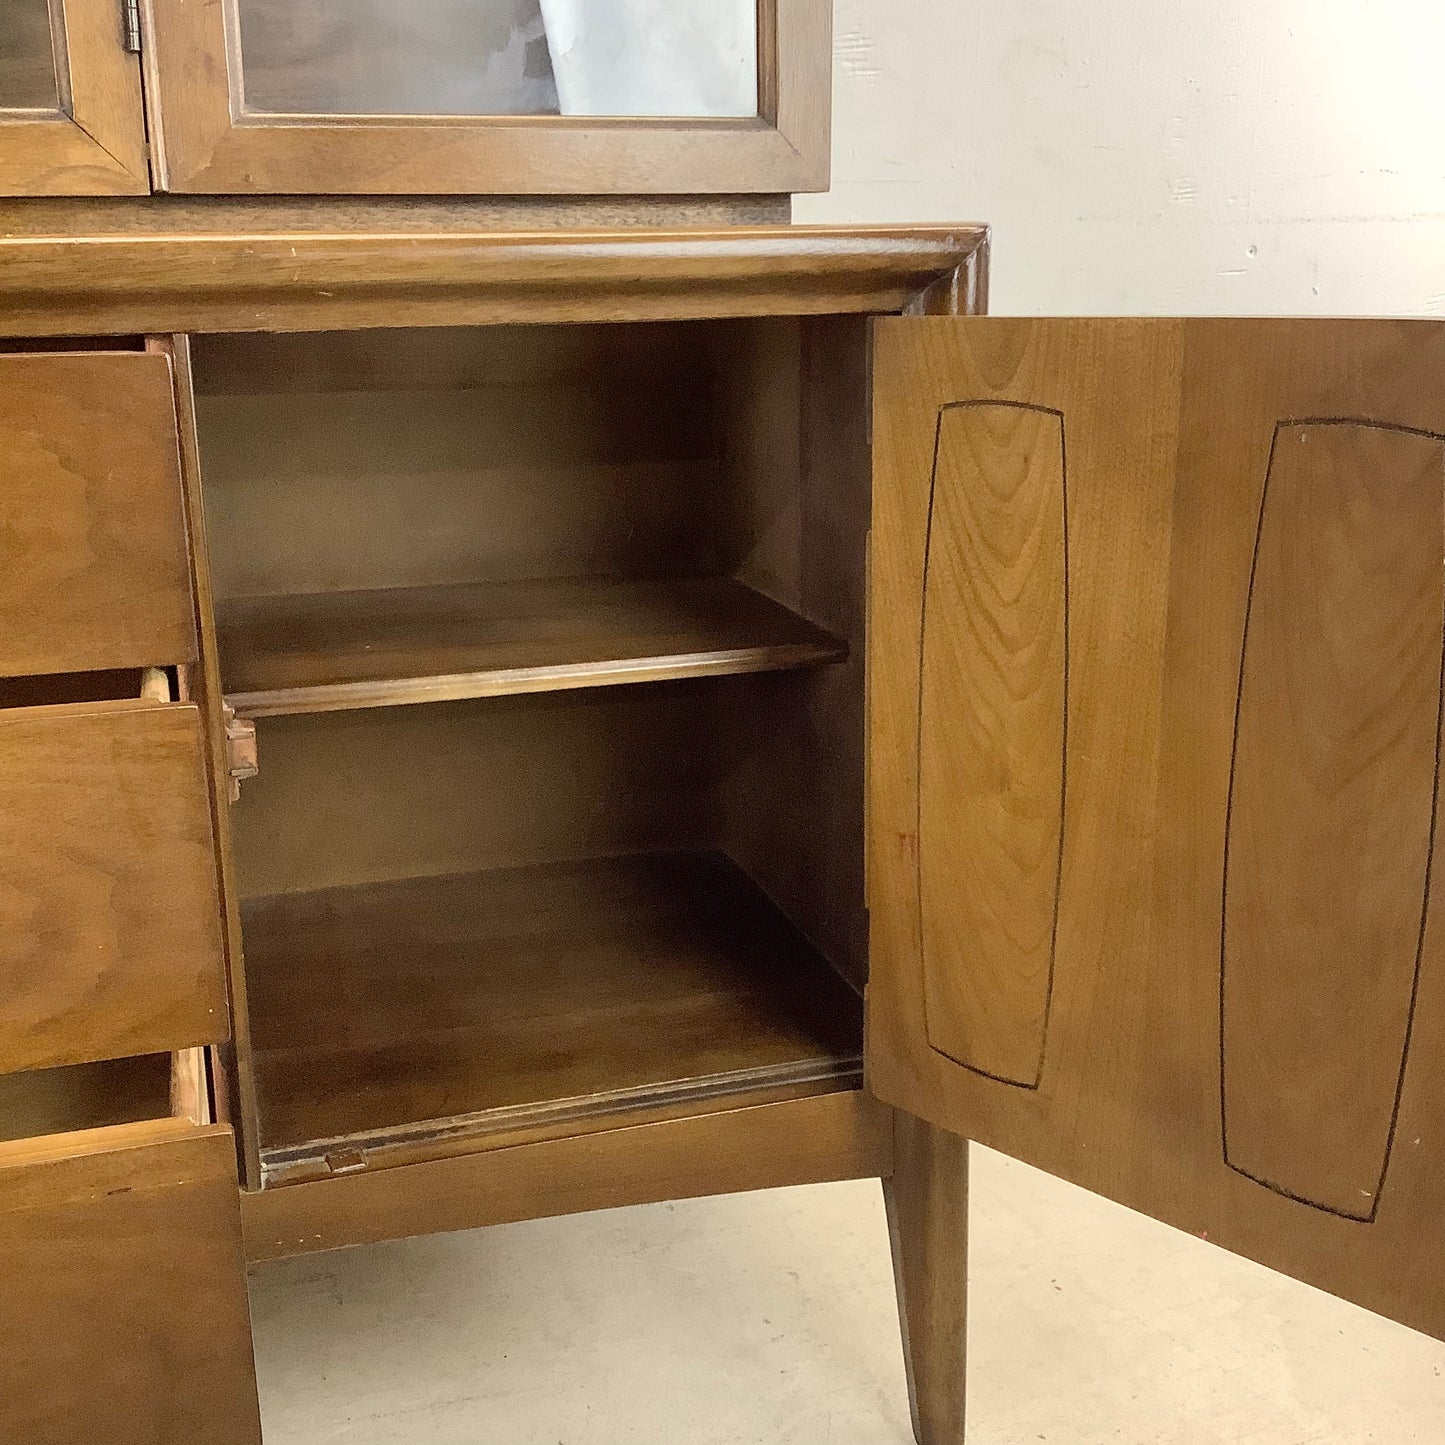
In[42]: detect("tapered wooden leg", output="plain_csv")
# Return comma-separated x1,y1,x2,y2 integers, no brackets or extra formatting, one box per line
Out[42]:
884,1110,968,1445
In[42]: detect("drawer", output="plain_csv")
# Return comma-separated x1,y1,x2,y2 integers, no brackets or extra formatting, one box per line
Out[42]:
0,351,197,677
0,687,227,1073
0,1052,261,1444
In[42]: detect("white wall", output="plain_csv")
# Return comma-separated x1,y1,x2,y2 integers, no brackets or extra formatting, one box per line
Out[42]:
796,0,1445,316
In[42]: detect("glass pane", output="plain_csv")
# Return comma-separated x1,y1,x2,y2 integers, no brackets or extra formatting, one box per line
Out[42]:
235,0,759,119
0,0,63,111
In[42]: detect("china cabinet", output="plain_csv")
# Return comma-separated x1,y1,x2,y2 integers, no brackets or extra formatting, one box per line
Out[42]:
4,218,1445,1443
0,0,827,196
4,9,1445,1445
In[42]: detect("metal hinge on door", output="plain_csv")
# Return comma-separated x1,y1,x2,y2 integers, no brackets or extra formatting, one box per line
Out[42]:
123,0,142,53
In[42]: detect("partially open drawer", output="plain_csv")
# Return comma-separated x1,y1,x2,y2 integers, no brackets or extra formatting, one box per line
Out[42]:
0,677,227,1073
0,350,198,678
0,1052,262,1444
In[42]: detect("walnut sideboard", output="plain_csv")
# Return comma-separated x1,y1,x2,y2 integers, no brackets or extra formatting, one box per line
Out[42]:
3,220,1445,1444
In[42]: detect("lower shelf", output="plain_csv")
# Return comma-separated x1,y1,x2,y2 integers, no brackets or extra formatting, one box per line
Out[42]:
243,852,864,1184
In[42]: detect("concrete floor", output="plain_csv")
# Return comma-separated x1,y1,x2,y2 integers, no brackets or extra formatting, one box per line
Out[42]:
249,1145,1445,1443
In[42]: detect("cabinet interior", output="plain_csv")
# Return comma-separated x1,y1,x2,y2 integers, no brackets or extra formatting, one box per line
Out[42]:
191,316,872,1183
0,668,155,710
0,1052,205,1142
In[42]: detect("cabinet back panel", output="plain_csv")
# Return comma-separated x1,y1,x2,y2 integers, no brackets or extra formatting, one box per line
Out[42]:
193,324,739,600
232,684,723,899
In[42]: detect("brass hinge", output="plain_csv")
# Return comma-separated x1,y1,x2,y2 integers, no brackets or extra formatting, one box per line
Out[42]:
222,703,259,802
123,0,142,54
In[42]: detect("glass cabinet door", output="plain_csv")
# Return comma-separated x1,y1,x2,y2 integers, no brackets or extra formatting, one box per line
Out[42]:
1,0,65,112
0,0,150,195
145,0,827,194
233,0,759,120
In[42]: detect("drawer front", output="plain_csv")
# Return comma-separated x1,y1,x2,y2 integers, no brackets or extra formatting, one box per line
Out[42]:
0,1119,261,1444
0,351,197,677
0,699,227,1072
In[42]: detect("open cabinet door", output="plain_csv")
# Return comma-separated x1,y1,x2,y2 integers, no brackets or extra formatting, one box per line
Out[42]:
868,317,1445,1338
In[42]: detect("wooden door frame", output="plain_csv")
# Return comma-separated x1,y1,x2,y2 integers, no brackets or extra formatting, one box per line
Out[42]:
141,0,830,195
0,0,150,195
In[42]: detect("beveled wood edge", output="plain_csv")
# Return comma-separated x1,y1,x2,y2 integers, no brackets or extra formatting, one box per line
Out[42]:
0,1115,222,1171
225,638,849,719
0,225,989,336
242,1088,895,1259
0,693,200,727
142,0,827,195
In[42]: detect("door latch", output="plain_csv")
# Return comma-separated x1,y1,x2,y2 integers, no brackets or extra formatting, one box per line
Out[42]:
223,703,259,802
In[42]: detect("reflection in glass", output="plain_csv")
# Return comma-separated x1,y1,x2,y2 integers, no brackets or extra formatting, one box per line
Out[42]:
235,0,759,119
0,0,63,112
539,0,757,117
237,0,559,116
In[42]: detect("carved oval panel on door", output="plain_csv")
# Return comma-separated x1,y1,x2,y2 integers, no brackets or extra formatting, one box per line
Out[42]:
1223,419,1445,1220
918,401,1068,1088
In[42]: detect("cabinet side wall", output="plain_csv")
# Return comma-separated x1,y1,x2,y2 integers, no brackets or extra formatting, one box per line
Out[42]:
711,315,872,987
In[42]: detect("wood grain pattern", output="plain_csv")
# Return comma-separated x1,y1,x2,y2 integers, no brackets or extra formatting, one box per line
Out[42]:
884,1113,968,1445
0,700,227,1073
142,0,827,195
242,1087,892,1260
0,0,150,195
0,1121,261,1444
218,576,845,717
0,351,197,676
1223,420,1445,1219
243,852,862,1165
919,403,1066,1086
869,317,1445,1339
0,225,988,335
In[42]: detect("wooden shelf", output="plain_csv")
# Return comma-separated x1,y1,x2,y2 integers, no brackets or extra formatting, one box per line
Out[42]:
219,577,846,718
244,852,864,1182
